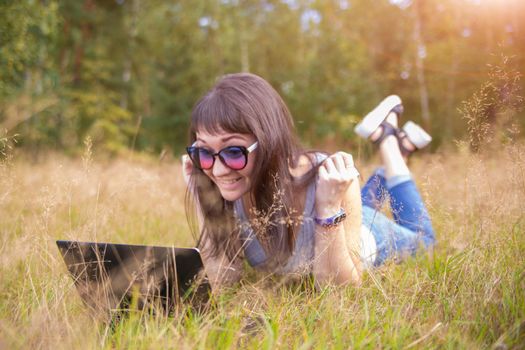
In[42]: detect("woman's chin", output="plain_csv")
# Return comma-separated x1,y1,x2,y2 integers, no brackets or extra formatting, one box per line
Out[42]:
214,178,251,202
217,183,250,202
219,189,244,202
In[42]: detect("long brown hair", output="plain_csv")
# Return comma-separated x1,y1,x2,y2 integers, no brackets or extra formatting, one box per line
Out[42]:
185,73,317,266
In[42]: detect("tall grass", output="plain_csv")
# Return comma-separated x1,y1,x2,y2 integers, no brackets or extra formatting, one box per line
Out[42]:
1,139,524,349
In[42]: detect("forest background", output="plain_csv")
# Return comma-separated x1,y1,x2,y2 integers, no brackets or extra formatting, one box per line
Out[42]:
1,0,524,156
2,1,525,348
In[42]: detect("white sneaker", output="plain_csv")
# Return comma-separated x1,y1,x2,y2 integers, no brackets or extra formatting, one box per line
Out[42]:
401,121,432,149
354,95,402,139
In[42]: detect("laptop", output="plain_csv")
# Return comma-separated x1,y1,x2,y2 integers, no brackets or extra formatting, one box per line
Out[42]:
56,240,211,318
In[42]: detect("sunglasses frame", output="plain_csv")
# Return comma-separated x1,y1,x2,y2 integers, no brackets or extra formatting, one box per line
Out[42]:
186,141,258,171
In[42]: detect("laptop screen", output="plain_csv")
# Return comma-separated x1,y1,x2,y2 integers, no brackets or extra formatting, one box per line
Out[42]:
56,240,211,317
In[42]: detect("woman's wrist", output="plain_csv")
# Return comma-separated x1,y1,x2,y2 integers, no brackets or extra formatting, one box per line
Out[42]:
314,207,347,228
315,203,343,219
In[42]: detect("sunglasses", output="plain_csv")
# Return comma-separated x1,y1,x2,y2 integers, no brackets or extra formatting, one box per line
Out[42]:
186,141,258,170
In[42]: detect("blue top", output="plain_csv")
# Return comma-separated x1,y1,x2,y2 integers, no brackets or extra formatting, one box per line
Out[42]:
233,178,317,275
233,153,378,275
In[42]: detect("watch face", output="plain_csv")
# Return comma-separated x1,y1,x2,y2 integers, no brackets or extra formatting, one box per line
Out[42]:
334,213,347,225
314,209,347,227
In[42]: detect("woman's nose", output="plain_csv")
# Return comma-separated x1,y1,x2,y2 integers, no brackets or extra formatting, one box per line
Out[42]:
212,158,231,177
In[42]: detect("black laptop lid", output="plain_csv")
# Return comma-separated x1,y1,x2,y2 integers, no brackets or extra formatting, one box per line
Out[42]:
56,240,210,315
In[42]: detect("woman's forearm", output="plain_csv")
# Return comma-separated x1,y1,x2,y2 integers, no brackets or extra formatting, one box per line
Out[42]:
313,225,361,286
200,236,242,292
313,178,363,286
342,176,364,277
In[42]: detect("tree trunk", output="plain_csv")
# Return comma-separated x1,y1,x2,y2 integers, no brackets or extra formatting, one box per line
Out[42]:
412,0,431,129
445,3,462,140
121,0,139,110
73,0,95,85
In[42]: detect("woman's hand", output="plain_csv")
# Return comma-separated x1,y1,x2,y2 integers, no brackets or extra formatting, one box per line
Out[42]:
182,154,193,186
313,151,363,286
315,152,359,218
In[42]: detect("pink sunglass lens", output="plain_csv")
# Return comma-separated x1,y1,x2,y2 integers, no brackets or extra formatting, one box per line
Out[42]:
221,148,246,170
224,157,246,170
198,150,214,169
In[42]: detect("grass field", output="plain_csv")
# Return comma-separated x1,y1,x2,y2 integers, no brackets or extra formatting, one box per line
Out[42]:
1,142,524,349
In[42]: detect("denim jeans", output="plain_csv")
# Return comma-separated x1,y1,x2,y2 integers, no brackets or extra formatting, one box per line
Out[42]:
361,169,436,266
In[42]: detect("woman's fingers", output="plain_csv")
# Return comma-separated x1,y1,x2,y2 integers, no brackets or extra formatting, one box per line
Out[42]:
342,152,353,167
322,152,358,178
340,152,360,179
323,157,338,174
332,153,347,173
316,152,359,212
318,162,329,178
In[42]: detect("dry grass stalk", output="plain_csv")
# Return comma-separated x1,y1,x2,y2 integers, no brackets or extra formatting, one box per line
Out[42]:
1,138,524,348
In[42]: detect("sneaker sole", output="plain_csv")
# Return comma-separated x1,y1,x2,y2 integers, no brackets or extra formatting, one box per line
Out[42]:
402,121,432,149
354,95,402,139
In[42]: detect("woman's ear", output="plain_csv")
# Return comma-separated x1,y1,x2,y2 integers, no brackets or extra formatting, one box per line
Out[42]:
182,155,193,185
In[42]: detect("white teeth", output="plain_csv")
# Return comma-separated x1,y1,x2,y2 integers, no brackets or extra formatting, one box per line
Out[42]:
218,178,240,185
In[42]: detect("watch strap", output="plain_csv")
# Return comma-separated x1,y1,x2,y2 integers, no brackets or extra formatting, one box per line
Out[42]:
314,208,347,228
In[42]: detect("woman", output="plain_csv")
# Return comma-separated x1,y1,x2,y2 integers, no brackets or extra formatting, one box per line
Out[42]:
182,73,435,290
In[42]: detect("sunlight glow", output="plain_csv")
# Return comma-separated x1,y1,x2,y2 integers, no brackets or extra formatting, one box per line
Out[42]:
467,0,516,5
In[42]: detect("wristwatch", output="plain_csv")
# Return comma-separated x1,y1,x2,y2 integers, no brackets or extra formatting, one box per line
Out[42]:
314,208,347,228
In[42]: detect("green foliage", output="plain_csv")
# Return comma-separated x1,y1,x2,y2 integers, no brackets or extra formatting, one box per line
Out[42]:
0,0,59,97
1,0,524,154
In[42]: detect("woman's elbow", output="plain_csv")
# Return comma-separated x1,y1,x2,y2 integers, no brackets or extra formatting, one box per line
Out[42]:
337,268,362,287
313,265,362,288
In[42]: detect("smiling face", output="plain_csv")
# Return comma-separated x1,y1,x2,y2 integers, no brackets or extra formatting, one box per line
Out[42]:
195,129,257,202
187,73,305,262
